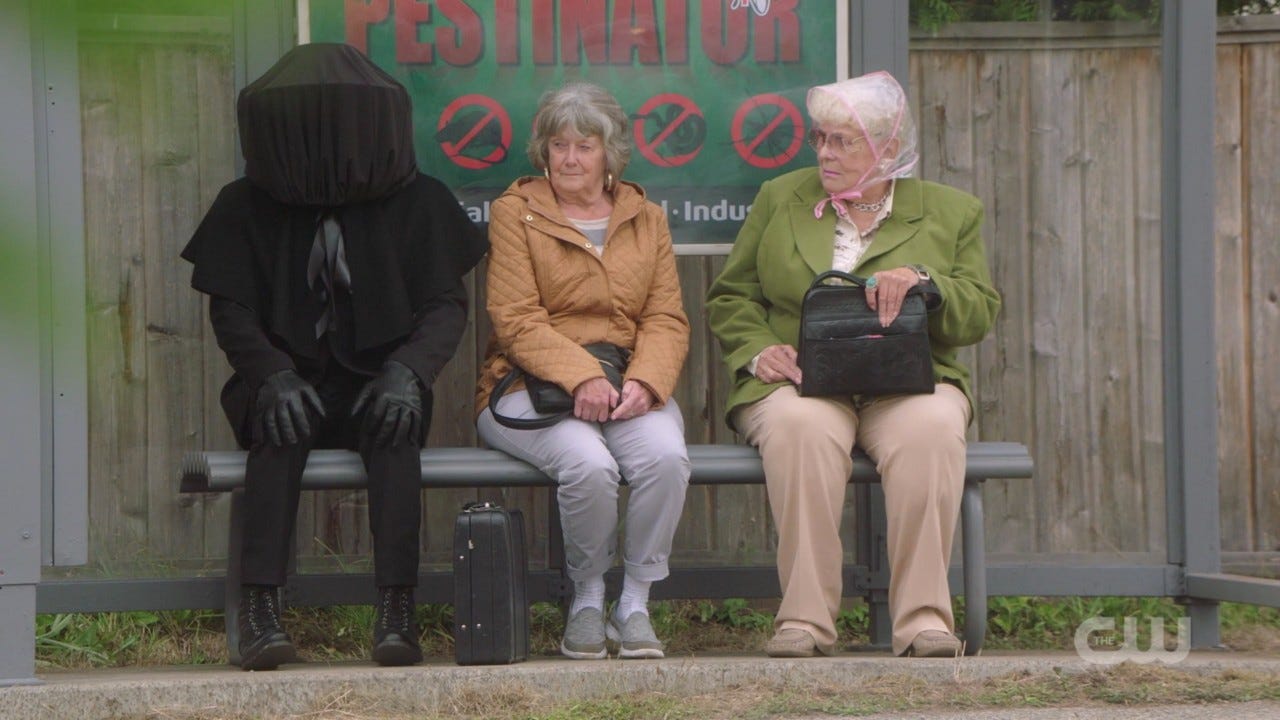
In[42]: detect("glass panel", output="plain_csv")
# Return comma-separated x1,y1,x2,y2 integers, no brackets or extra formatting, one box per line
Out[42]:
1215,6,1280,581
909,1,1164,557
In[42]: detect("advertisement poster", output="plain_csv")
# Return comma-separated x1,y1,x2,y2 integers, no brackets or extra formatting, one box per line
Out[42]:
307,1,840,247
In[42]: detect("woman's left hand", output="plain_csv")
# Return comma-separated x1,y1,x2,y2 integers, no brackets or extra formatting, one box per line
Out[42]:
610,380,655,421
573,377,620,423
865,267,923,327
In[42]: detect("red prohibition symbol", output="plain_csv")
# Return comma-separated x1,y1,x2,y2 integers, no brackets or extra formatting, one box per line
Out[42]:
436,94,513,170
633,93,706,168
730,93,804,169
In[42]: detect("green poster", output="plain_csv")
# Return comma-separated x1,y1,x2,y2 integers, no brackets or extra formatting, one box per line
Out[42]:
309,0,838,244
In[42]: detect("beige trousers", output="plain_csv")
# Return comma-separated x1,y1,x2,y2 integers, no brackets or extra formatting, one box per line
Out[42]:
735,383,970,655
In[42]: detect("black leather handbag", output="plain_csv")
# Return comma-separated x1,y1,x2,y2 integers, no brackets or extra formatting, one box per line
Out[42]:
798,270,935,398
489,342,630,429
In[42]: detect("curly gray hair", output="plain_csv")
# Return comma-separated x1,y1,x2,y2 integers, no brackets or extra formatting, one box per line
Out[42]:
526,82,631,181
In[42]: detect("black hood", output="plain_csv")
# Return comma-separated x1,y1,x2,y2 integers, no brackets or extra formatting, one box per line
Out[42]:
237,43,417,207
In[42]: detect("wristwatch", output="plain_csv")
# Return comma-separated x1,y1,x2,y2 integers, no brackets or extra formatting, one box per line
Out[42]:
909,264,931,283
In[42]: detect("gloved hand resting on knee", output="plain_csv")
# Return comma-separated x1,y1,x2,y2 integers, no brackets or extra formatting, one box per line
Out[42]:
352,361,423,447
254,369,325,446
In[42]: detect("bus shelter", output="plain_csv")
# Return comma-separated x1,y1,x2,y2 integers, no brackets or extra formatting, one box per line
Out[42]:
3,0,1278,686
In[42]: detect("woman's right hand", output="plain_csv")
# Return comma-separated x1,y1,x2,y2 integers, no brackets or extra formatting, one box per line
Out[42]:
754,344,803,385
573,377,620,423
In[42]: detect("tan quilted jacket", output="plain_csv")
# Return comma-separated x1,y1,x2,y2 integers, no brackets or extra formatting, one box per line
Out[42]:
475,176,690,416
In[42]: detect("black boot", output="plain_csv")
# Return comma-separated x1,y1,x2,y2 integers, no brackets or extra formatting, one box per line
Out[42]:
372,585,422,666
237,585,297,671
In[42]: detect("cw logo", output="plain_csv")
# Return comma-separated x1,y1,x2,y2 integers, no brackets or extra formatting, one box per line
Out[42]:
1073,616,1191,665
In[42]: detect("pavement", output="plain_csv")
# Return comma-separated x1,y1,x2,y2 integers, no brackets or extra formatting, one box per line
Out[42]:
6,650,1280,720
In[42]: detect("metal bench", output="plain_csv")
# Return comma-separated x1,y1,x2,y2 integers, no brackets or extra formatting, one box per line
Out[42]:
180,442,1032,660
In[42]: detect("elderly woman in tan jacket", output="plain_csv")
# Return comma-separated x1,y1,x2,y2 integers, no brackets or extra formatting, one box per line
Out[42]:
476,82,691,661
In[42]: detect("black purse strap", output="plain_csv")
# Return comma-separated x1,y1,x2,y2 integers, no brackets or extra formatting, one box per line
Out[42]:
488,365,571,430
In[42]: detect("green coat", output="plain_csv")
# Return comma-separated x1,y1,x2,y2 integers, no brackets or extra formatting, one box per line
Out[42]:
706,169,1001,428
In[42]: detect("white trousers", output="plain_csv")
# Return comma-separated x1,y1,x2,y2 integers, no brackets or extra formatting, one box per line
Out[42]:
478,390,690,583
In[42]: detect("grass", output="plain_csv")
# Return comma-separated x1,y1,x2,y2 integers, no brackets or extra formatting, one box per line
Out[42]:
971,595,1189,650
36,609,226,668
33,596,1280,670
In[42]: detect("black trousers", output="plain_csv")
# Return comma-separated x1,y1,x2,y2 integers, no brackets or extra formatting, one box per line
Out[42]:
227,364,430,587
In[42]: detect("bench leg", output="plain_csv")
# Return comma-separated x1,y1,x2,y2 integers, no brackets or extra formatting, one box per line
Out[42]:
960,479,986,655
856,484,893,651
225,489,244,666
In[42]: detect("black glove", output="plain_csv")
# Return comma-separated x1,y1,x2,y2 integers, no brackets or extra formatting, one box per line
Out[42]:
253,370,325,446
351,361,423,447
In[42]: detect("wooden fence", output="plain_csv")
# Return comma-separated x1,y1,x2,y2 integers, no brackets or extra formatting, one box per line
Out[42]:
76,19,1280,578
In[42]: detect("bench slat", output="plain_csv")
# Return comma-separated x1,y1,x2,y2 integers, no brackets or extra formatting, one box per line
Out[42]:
181,443,1033,493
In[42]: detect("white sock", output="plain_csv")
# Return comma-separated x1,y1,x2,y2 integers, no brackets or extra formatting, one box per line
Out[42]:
615,575,651,619
569,575,605,616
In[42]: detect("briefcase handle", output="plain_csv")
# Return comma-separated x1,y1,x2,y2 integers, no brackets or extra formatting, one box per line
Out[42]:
809,270,939,306
810,269,870,289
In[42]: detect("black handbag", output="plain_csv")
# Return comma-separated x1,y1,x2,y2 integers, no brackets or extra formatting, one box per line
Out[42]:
489,342,631,429
798,270,936,398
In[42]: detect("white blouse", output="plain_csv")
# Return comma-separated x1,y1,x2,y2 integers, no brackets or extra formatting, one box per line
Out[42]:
832,184,895,273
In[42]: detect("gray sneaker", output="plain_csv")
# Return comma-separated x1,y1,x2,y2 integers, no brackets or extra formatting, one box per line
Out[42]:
606,611,664,659
560,607,607,660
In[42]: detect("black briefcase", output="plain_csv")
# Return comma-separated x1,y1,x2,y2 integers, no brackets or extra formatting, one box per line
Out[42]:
453,501,529,665
798,270,936,397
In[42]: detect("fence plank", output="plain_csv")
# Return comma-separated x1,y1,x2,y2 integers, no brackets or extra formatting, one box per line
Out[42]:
1246,43,1280,553
1081,47,1146,551
671,255,714,557
1214,45,1254,553
1127,48,1167,554
972,49,1038,552
195,44,237,563
81,42,149,563
1027,49,1091,552
141,45,206,561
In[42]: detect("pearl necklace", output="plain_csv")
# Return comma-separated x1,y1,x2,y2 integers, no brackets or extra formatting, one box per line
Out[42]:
849,195,886,213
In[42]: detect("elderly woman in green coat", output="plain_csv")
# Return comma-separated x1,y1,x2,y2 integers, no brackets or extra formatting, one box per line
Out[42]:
707,71,1000,658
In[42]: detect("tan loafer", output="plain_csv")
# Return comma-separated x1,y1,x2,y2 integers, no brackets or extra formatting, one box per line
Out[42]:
909,629,962,658
765,628,817,658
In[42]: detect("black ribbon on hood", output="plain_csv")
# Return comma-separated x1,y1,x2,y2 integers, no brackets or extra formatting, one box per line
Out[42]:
182,44,487,359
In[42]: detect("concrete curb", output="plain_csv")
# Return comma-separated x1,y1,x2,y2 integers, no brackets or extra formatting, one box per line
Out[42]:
9,652,1280,720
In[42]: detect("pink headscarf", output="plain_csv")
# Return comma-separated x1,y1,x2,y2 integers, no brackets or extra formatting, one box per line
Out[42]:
807,71,919,220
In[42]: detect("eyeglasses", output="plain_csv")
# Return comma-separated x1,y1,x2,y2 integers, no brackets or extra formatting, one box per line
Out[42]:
807,129,867,155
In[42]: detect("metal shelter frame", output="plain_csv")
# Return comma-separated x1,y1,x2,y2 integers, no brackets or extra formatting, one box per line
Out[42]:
3,0,1278,687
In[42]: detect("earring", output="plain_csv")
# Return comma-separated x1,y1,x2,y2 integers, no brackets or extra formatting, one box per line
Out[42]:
605,172,614,191
544,167,551,180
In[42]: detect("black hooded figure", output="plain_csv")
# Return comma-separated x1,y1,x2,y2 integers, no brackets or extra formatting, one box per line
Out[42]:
182,44,488,670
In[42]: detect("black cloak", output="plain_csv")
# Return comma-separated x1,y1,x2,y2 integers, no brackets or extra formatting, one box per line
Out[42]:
181,43,486,361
